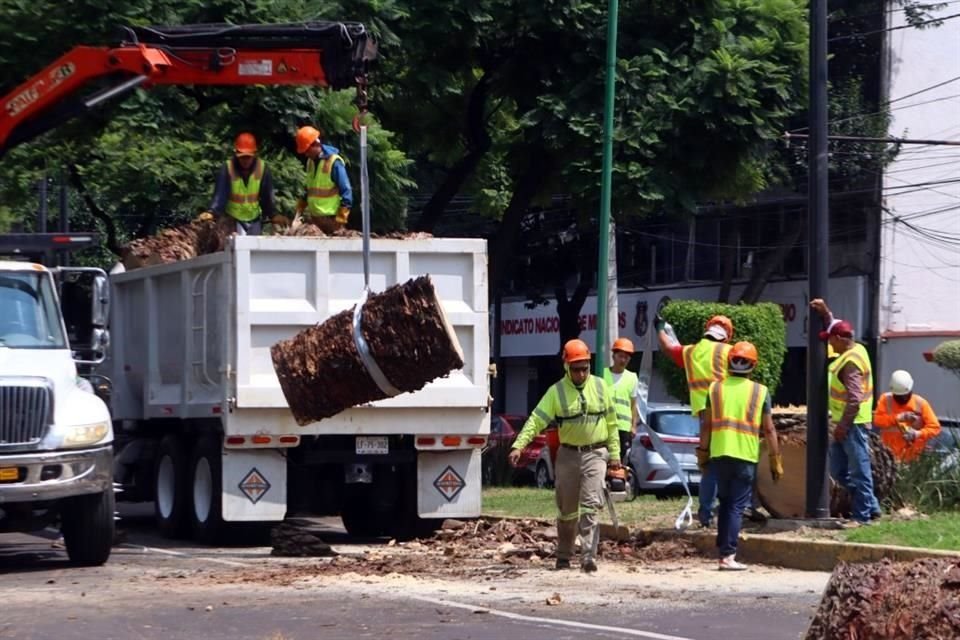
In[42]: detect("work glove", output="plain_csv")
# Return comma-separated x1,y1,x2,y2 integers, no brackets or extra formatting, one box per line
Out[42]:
295,199,307,215
903,428,920,442
769,454,784,483
695,447,710,472
654,313,666,332
196,211,214,222
335,206,350,225
271,214,291,227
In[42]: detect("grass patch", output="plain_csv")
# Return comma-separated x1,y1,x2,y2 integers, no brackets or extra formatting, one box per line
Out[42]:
482,486,688,529
843,512,960,551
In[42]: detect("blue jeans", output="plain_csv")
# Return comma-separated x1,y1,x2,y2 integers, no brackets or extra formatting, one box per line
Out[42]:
698,467,717,526
829,423,881,522
713,457,756,558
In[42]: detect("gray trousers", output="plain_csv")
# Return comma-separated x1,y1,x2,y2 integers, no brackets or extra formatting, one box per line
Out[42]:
554,446,608,564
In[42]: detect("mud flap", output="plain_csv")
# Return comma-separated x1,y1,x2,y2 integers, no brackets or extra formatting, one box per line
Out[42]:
417,449,481,519
222,448,287,522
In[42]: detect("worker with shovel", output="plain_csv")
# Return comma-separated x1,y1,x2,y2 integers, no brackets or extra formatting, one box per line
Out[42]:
698,341,783,570
509,339,620,573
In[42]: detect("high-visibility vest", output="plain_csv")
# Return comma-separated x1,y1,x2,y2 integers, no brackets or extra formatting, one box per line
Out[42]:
708,376,768,463
828,343,874,424
603,368,637,432
225,159,264,222
682,339,731,415
305,154,344,217
539,376,611,447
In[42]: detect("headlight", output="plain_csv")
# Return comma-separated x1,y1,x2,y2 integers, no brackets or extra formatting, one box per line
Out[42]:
62,422,110,447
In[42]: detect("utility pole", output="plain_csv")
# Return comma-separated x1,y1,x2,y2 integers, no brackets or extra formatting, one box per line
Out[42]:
594,0,619,374
806,0,831,518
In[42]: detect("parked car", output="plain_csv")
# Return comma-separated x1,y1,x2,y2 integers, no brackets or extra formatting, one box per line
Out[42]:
533,424,559,489
482,414,549,485
628,402,701,499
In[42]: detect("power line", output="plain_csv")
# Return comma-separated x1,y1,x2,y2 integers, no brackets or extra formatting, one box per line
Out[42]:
784,132,960,146
829,11,960,41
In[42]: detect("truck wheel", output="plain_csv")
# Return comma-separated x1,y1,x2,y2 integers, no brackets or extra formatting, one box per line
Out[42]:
61,489,115,566
190,435,225,545
535,461,552,489
340,484,387,538
155,435,190,538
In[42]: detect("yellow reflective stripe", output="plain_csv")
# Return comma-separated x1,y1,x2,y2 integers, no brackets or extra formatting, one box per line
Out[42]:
710,381,723,422
682,345,695,379
533,407,551,423
614,398,631,407
712,419,761,435
688,380,712,390
745,380,762,425
558,510,580,522
307,186,339,197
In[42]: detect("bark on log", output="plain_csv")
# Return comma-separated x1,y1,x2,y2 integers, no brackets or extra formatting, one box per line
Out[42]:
271,276,464,425
804,558,960,640
757,412,897,519
121,219,229,270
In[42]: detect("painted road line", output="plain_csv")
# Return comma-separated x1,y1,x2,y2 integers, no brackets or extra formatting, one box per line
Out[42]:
119,543,249,568
409,594,696,640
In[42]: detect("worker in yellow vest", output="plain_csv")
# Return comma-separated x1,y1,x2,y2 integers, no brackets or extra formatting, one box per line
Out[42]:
810,298,881,525
603,337,641,463
697,341,783,570
509,339,620,573
293,125,353,234
204,132,276,235
656,314,734,527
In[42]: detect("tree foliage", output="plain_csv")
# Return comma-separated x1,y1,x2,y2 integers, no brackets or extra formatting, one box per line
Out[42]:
933,341,960,380
656,300,788,402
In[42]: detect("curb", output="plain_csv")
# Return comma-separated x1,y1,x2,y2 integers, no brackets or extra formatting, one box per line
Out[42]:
483,514,960,572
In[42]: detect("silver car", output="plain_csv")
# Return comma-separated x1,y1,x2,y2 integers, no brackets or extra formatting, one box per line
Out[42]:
627,402,702,499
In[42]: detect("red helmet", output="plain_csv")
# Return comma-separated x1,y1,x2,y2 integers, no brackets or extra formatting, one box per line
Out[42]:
612,337,634,354
563,339,591,364
234,132,258,156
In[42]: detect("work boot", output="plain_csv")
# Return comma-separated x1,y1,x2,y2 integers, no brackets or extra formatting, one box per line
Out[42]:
581,559,598,574
555,558,571,570
719,555,748,571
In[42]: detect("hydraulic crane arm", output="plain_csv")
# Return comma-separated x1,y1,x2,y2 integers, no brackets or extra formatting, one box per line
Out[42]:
0,22,376,155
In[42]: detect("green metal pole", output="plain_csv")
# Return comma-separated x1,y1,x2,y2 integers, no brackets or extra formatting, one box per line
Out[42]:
594,0,619,375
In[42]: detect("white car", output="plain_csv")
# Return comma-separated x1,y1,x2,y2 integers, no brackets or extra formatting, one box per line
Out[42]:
628,403,702,499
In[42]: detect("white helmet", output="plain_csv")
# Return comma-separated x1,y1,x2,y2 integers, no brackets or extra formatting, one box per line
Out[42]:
890,369,914,395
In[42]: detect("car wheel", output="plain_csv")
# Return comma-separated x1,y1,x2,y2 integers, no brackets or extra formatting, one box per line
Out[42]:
624,466,638,502
535,461,552,489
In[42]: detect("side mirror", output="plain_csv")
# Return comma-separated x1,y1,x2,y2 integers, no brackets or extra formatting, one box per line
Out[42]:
56,267,110,366
91,273,110,328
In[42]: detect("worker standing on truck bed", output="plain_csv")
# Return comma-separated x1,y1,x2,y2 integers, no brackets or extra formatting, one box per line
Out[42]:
656,314,734,528
203,132,276,235
294,125,353,234
873,369,941,462
508,339,620,573
698,341,783,570
603,337,642,463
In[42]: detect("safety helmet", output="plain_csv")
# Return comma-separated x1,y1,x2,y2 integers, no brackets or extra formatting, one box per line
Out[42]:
234,132,258,156
704,315,734,342
890,369,914,395
612,337,635,354
295,126,322,154
563,339,591,364
728,341,758,373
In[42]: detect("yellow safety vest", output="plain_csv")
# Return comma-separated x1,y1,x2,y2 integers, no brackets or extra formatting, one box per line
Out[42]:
682,339,731,415
305,154,344,217
708,376,768,463
828,343,874,424
225,159,264,222
603,368,637,432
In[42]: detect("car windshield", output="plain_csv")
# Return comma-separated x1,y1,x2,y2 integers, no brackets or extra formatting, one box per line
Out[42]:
0,272,67,349
651,412,700,437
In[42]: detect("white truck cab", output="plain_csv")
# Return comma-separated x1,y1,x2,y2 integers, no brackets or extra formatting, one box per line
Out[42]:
0,236,115,566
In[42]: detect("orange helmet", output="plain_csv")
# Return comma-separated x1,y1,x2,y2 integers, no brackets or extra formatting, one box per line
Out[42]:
612,337,634,354
704,315,734,342
563,339,591,364
234,132,257,156
295,126,321,154
728,341,758,373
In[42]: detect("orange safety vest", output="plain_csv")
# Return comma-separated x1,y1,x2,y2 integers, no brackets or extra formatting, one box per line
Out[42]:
682,339,731,416
873,392,940,462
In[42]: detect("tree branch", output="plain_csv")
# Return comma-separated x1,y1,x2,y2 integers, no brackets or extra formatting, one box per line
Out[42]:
67,164,122,256
738,213,804,304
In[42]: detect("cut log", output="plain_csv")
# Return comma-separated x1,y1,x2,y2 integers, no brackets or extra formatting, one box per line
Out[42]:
121,219,228,270
804,558,960,640
271,275,464,425
757,412,898,519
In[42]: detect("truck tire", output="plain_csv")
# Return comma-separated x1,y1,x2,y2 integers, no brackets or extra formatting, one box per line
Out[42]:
190,435,225,544
340,484,388,538
391,465,440,541
61,488,115,566
155,434,191,538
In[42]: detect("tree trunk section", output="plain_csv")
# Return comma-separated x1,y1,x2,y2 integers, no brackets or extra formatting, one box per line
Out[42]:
804,558,960,640
271,276,464,425
120,219,228,270
756,411,897,518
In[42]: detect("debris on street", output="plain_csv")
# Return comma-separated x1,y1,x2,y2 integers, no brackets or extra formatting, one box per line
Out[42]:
271,523,337,558
804,558,960,640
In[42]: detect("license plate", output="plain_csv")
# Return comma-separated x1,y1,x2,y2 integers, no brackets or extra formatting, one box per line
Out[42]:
0,467,19,482
356,436,389,455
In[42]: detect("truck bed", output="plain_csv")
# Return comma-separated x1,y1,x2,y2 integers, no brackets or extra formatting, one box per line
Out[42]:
108,236,490,437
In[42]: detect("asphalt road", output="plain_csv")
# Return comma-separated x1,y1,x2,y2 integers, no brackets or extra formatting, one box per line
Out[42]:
0,509,828,640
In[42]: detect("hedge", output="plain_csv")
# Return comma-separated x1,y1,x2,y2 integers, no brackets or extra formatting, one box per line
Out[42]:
933,340,960,379
655,300,788,403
